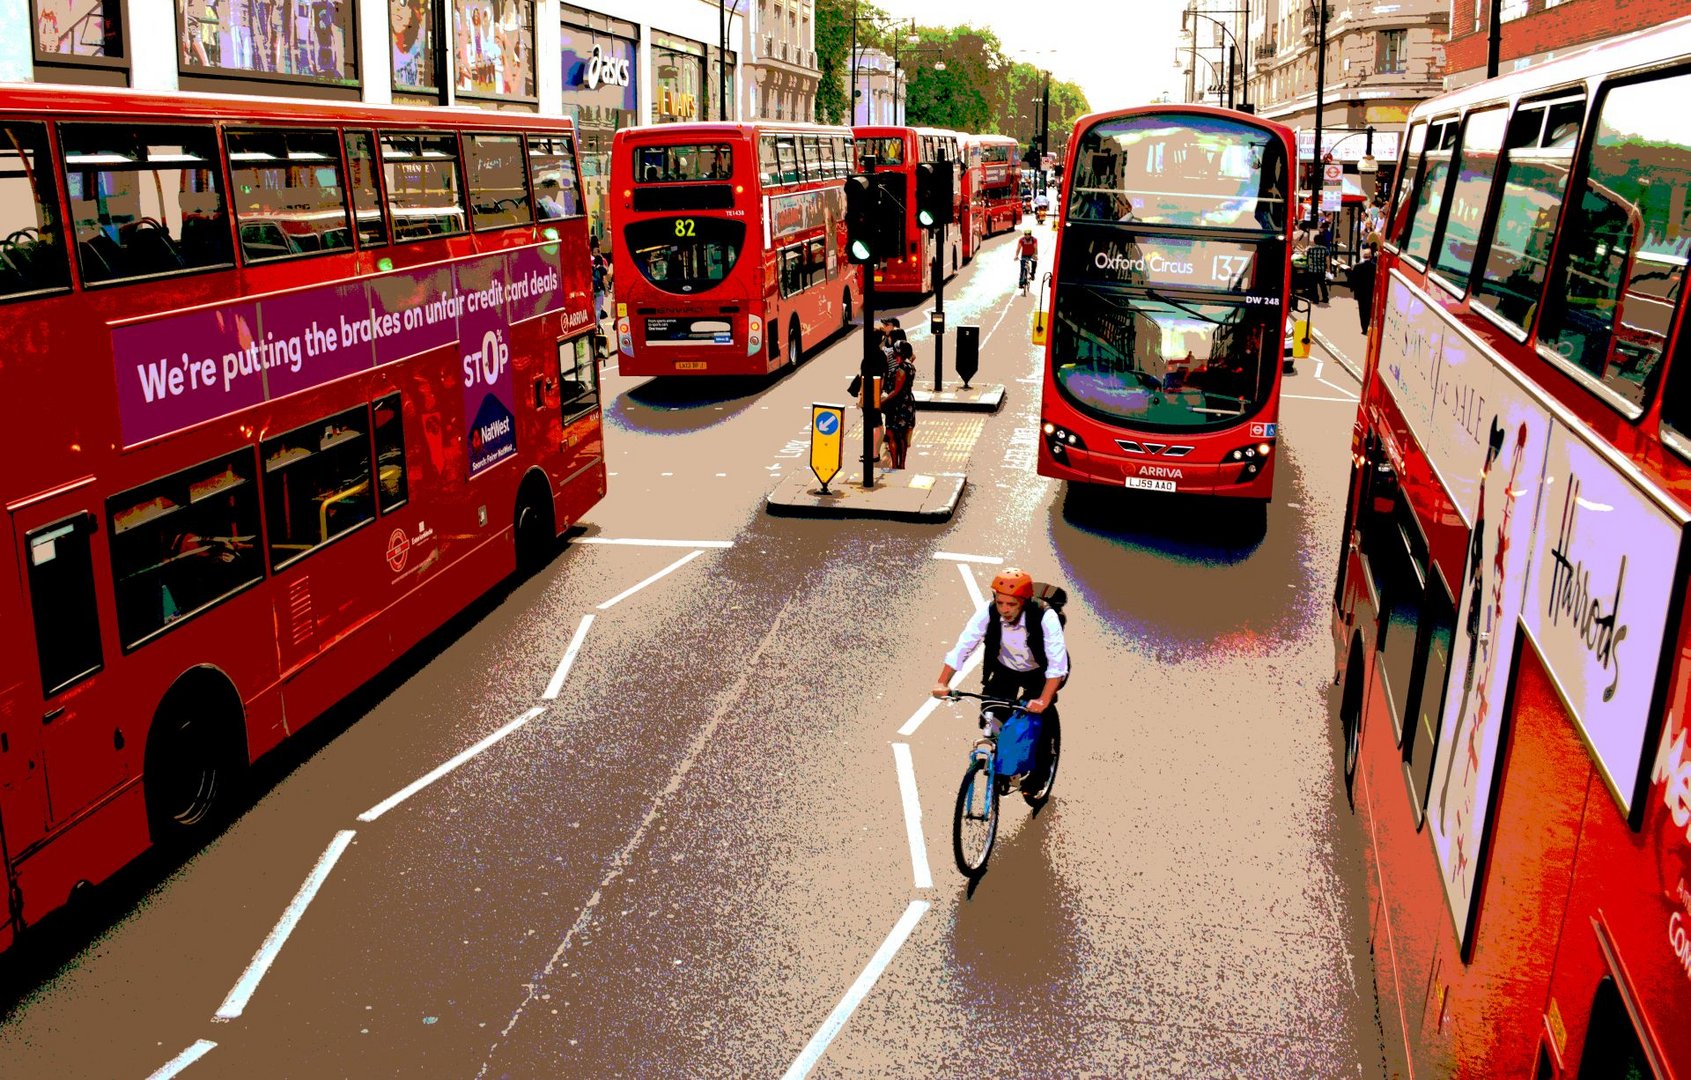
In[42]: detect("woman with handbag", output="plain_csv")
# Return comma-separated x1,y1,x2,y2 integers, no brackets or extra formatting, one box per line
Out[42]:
882,340,918,469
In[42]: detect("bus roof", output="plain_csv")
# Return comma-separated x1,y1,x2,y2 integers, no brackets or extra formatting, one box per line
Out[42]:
0,81,572,132
1060,102,1293,143
1407,13,1691,125
614,121,852,143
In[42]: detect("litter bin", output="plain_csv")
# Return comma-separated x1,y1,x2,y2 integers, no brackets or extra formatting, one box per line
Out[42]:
955,324,981,387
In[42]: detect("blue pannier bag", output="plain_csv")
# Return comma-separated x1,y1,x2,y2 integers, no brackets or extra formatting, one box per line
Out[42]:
994,708,1041,776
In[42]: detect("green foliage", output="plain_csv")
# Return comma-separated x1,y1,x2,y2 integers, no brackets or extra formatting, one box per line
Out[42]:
814,0,853,124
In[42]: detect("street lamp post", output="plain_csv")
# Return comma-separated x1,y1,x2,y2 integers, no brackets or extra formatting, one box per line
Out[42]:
1310,0,1330,228
1182,4,1252,112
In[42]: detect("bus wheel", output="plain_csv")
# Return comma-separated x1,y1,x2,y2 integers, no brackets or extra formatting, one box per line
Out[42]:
514,475,556,573
842,291,853,330
787,318,802,369
1340,639,1365,805
145,674,245,846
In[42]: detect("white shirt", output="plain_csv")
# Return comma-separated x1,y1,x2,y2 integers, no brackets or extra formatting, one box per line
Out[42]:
944,604,1069,678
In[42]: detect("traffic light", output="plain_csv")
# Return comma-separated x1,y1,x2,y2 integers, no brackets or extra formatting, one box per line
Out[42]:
1022,147,1041,170
844,174,877,264
914,160,954,228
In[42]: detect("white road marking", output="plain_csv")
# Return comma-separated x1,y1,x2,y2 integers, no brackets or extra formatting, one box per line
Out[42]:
358,709,547,823
213,832,357,1020
932,552,1004,565
145,1040,217,1079
575,537,734,548
542,615,595,701
891,744,932,889
596,549,705,611
956,561,985,610
1317,374,1359,398
780,900,930,1080
1284,393,1361,404
902,645,982,737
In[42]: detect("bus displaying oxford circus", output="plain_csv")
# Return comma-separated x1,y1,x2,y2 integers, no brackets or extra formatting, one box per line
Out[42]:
1037,106,1295,503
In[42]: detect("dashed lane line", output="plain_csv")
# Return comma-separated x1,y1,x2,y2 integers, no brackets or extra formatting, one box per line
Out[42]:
932,552,1003,564
891,743,932,889
357,709,547,823
213,831,357,1021
956,560,986,611
575,537,734,548
144,1040,217,1080
595,549,705,611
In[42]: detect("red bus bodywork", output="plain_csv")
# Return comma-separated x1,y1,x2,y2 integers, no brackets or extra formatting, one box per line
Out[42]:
0,85,602,952
851,125,964,295
1035,105,1295,501
609,122,861,377
973,133,1022,242
1332,18,1691,1077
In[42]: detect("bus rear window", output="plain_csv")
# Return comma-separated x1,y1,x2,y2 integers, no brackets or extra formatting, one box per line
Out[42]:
62,123,232,284
0,122,71,299
1064,112,1289,232
226,128,352,263
635,143,733,183
1538,72,1691,413
625,217,744,295
380,132,466,241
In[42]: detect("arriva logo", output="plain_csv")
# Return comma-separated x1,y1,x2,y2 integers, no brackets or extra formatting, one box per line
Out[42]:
463,329,510,390
583,44,631,90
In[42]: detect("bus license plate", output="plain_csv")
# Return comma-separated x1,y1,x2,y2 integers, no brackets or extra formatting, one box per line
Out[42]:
675,361,708,371
1124,476,1177,493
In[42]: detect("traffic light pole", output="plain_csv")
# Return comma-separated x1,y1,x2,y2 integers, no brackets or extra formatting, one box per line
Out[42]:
930,222,945,392
860,159,880,490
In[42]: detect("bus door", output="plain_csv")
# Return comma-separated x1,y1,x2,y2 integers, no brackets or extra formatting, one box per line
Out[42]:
9,491,129,834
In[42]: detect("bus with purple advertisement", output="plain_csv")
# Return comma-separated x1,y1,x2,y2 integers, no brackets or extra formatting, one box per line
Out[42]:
0,84,604,951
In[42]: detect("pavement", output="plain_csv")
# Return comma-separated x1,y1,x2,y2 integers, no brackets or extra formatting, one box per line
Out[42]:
911,381,1006,411
764,409,987,521
1297,285,1371,381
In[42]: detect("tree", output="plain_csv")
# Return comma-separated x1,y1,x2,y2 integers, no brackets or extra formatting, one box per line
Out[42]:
903,26,1004,132
813,0,853,124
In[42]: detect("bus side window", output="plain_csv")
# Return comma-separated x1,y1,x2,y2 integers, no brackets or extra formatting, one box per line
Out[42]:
1576,978,1653,1078
226,128,353,264
372,393,408,513
25,515,102,696
261,408,376,570
759,136,779,187
61,122,233,284
1388,121,1427,247
776,138,798,185
1430,107,1506,294
836,137,853,175
107,449,264,649
343,130,390,248
817,138,834,180
559,334,599,423
0,121,71,299
1471,95,1582,333
1401,580,1454,825
380,132,467,241
779,246,802,297
806,238,826,288
1539,71,1691,414
465,133,530,230
527,134,582,220
800,136,820,181
1400,118,1457,266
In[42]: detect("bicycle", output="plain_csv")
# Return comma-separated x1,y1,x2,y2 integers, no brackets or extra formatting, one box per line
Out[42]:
943,690,1061,879
1018,256,1036,295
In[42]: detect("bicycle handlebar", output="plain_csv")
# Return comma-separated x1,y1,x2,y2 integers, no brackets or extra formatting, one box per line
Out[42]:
944,690,1023,710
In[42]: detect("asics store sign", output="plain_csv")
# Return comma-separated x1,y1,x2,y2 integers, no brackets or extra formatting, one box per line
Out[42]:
582,45,631,89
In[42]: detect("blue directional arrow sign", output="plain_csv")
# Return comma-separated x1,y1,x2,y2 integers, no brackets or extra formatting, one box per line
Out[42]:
810,403,845,490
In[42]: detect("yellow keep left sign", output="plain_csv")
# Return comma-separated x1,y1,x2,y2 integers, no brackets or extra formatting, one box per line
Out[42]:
810,403,845,489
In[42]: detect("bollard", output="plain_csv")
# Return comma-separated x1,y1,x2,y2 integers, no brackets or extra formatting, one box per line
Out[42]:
955,325,981,388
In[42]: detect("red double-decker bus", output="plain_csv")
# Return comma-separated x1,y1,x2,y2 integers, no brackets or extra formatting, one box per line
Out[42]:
1332,18,1691,1077
0,85,603,952
1034,106,1295,502
608,122,861,377
972,133,1022,245
851,125,964,294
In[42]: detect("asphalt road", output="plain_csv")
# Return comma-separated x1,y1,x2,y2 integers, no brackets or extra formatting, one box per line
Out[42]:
0,224,1387,1079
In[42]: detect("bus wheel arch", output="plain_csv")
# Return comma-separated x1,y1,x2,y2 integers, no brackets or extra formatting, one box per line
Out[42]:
787,317,802,368
514,467,556,573
144,666,247,846
1340,635,1366,804
842,290,853,329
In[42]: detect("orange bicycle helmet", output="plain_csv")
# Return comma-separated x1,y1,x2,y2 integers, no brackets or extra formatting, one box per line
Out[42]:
990,567,1034,600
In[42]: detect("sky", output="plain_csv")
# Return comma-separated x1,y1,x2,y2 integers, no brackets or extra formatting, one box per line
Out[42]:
868,0,1196,113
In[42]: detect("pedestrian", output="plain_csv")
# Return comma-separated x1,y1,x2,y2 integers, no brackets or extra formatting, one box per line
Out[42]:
589,234,612,358
1348,242,1378,335
882,339,918,469
1306,227,1331,305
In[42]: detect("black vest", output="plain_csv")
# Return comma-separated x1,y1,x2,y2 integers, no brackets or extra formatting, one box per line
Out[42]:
983,599,1049,679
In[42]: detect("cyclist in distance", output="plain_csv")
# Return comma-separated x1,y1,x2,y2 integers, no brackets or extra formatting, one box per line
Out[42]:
932,568,1068,789
1017,228,1039,293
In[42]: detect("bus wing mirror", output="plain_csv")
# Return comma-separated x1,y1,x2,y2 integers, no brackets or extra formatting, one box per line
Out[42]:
1031,311,1049,347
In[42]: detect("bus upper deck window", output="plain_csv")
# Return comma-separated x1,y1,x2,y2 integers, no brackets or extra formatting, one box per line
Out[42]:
226,128,352,264
0,122,71,299
527,134,582,219
380,132,467,242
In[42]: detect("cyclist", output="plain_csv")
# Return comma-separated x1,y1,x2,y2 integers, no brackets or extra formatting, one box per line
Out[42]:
1016,228,1039,293
932,567,1067,790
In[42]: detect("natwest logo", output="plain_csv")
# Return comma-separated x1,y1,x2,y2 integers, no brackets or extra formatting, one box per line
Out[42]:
582,44,630,90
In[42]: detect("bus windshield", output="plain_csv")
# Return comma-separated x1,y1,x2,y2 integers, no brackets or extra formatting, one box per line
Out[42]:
1050,287,1278,430
1066,112,1288,232
634,144,734,183
624,217,743,294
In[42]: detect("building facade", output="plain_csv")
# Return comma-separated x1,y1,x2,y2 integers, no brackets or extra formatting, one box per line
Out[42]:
1443,0,1683,90
743,0,817,121
849,46,902,125
3,0,745,245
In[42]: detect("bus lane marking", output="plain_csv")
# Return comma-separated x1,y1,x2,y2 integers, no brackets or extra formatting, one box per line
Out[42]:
1284,393,1360,404
542,615,596,700
357,708,547,823
145,1039,217,1079
891,743,932,889
575,537,734,548
214,831,357,1021
956,560,986,610
779,900,931,1080
932,552,1003,565
595,549,705,611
